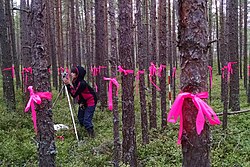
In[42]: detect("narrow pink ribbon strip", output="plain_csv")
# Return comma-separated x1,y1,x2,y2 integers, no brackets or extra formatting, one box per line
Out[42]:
172,67,176,78
22,67,33,91
207,66,213,88
94,83,98,92
118,65,134,75
167,92,220,144
25,86,52,133
2,65,15,78
135,70,145,95
58,67,64,76
103,77,120,110
157,64,166,77
91,66,99,76
149,62,161,91
248,66,250,76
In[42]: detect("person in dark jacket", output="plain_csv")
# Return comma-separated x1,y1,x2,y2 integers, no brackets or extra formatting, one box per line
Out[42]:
63,65,97,138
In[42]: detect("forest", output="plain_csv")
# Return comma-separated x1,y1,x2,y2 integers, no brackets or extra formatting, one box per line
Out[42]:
0,0,250,166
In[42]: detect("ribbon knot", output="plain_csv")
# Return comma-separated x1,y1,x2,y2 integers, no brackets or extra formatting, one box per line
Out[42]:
157,64,166,77
118,66,134,75
25,86,52,133
149,62,161,91
167,92,220,144
103,77,120,110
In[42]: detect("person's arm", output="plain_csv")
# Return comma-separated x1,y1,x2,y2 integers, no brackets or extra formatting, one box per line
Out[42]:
65,81,87,98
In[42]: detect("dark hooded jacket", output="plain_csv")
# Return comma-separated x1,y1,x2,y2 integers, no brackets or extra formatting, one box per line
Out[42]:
66,66,97,107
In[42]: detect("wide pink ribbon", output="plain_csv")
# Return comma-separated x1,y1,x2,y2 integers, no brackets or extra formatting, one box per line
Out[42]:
172,67,176,78
227,62,237,75
207,66,213,88
167,92,220,144
149,62,161,91
135,70,145,95
25,86,52,133
157,64,166,77
118,65,134,75
2,65,15,78
103,77,120,110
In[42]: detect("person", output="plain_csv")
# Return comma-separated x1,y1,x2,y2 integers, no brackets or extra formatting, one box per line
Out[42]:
63,65,97,138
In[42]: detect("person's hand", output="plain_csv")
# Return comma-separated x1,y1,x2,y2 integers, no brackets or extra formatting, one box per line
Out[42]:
63,78,70,85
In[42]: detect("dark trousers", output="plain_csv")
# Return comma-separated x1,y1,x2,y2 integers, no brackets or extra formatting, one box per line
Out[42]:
78,105,95,130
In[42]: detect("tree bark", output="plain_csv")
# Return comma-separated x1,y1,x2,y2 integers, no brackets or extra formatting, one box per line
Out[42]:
0,0,16,112
178,0,211,166
30,0,56,166
119,0,137,165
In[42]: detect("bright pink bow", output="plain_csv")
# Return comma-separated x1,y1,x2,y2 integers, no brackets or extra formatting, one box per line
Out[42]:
118,65,134,75
2,65,15,78
103,77,120,110
149,62,161,91
208,66,213,88
135,70,145,95
167,92,220,144
172,67,176,78
157,64,166,77
25,86,52,133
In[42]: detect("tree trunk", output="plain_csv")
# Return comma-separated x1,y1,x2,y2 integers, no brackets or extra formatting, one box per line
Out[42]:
30,0,56,165
215,0,220,75
137,0,149,145
0,0,16,112
178,1,211,166
95,0,107,109
243,0,248,89
119,0,137,165
149,0,157,129
158,0,167,129
108,0,120,165
228,0,240,111
70,0,77,66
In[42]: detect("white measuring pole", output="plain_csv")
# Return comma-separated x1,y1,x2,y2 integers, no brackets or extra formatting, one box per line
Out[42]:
64,85,79,142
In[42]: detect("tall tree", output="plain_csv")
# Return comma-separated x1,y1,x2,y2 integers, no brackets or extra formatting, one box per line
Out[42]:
119,0,137,165
95,0,107,109
149,0,157,129
178,0,211,166
70,0,77,65
108,0,120,165
158,0,167,128
0,0,16,111
228,0,240,111
243,0,248,89
30,0,56,165
137,0,149,144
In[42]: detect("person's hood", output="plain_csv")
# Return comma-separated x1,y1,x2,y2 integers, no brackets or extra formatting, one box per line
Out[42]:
72,66,86,86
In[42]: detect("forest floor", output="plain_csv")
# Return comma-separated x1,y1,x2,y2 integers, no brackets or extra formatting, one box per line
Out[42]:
0,72,250,167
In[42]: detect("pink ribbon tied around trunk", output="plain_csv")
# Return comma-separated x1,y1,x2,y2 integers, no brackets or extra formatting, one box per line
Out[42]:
172,67,176,78
2,65,15,78
135,70,145,95
25,86,52,133
207,66,213,88
22,67,33,91
167,92,220,144
91,66,99,76
58,67,64,76
103,77,119,110
157,64,166,77
248,66,250,76
149,62,161,91
118,65,134,75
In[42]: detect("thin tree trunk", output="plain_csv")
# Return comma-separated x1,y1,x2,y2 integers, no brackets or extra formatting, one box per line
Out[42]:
243,0,248,89
215,0,220,75
178,0,211,166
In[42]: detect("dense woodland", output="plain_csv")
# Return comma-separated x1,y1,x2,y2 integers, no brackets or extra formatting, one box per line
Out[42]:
0,0,250,166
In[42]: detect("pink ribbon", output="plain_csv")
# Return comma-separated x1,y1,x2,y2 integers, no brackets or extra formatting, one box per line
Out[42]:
103,77,120,110
91,66,99,76
2,65,15,78
167,92,220,144
172,67,176,78
22,67,33,90
157,64,166,77
135,70,145,95
118,66,134,75
25,86,52,133
149,62,161,91
58,67,64,76
248,66,250,76
207,66,213,88
94,83,98,92
227,62,237,75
